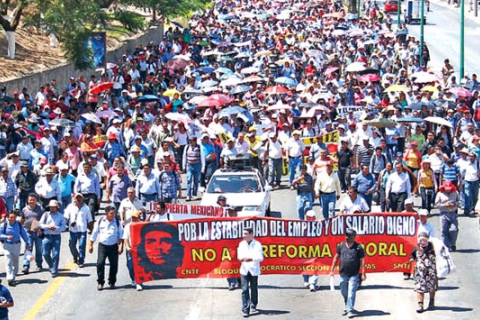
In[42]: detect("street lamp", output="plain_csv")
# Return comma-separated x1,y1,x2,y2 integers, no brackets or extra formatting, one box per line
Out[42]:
420,0,425,67
460,0,465,78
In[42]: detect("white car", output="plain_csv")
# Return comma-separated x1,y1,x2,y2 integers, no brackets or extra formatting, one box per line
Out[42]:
201,167,272,217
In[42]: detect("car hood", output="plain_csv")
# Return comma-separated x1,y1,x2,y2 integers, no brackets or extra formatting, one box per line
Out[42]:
201,192,267,216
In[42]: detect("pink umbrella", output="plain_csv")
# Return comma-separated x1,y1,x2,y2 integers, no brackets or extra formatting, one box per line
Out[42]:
209,93,233,103
449,87,472,97
165,113,193,124
264,85,291,95
324,66,339,75
358,74,380,82
196,97,228,107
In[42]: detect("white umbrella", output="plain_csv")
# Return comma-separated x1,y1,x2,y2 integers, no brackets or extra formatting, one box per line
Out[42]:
412,72,440,83
332,29,346,36
241,67,261,74
172,54,191,61
220,77,243,87
345,62,366,72
81,113,101,124
165,113,193,124
424,116,453,128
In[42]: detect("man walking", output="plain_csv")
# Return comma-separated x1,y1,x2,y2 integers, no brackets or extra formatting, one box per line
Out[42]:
435,180,460,251
352,165,376,209
237,227,264,318
386,162,412,212
39,200,66,277
15,161,36,210
74,162,101,217
183,136,205,201
64,194,93,267
292,165,314,220
158,162,182,204
106,164,132,213
0,211,30,286
286,130,305,189
123,210,143,291
20,194,44,274
315,162,342,219
88,206,124,291
262,133,283,188
330,228,366,318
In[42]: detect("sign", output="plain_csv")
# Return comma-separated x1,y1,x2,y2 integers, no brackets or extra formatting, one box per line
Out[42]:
146,203,224,220
301,130,339,147
86,32,107,68
131,214,418,283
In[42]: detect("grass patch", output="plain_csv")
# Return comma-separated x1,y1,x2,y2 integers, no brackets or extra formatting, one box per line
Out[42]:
105,25,131,39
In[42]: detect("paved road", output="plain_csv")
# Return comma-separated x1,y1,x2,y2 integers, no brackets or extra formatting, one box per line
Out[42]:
1,171,479,320
408,1,480,77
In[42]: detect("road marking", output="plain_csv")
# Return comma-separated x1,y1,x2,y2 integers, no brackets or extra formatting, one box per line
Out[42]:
23,261,76,320
185,278,209,320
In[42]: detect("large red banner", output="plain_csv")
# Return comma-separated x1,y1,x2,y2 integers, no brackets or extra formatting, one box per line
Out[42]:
130,213,418,283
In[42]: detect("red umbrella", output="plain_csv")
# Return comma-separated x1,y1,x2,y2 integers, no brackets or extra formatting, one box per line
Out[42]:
358,74,380,82
196,97,229,107
449,87,472,98
90,82,113,95
209,93,233,104
264,85,291,95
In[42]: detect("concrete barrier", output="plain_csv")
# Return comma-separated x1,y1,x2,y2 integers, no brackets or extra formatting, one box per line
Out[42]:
0,24,164,93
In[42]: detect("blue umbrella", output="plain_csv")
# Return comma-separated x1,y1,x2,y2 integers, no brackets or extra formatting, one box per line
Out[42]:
197,66,214,74
234,52,251,59
198,80,219,88
183,88,204,95
230,85,251,95
215,67,233,74
218,106,247,117
396,116,425,123
275,77,297,87
137,95,160,102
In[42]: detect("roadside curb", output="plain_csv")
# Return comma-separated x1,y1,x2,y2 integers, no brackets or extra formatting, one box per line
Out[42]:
432,0,480,26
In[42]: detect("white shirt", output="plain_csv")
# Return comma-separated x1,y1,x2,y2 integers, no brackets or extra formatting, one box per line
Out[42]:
340,195,370,214
235,140,250,154
286,138,305,157
461,161,479,182
119,197,144,223
385,171,412,198
237,238,264,276
418,221,435,238
35,178,62,202
266,139,283,159
64,203,93,233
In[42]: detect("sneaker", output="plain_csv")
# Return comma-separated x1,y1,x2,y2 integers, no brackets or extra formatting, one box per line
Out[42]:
348,311,355,318
22,266,29,275
7,280,15,286
309,284,316,292
97,284,104,291
36,266,43,272
228,283,235,291
78,263,85,268
342,309,348,316
451,246,457,252
131,281,136,288
242,312,249,318
136,284,143,291
186,196,192,202
416,302,424,313
290,185,295,190
250,305,258,313
109,283,116,290
304,282,309,288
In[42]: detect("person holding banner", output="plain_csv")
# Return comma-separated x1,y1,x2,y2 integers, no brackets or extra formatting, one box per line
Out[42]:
123,210,143,291
238,227,264,318
315,162,341,219
352,165,376,209
330,228,366,318
340,187,369,215
292,165,315,220
146,201,169,222
286,130,305,190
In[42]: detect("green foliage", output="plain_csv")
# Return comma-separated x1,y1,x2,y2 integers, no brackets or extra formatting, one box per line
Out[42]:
113,10,146,31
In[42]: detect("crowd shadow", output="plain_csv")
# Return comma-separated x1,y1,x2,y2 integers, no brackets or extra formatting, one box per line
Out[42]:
269,211,282,218
432,306,473,312
251,309,290,316
355,309,391,317
358,284,410,290
16,278,48,285
454,249,480,253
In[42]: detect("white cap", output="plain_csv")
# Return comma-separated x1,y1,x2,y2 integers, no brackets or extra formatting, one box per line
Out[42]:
305,210,316,218
418,209,429,216
113,119,122,124
404,198,414,205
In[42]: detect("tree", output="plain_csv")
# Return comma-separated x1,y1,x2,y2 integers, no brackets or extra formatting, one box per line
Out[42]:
0,0,27,59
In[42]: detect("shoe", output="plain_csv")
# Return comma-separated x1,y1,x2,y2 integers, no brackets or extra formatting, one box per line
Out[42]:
36,266,43,272
186,196,192,202
136,284,143,291
242,312,249,318
342,309,348,316
131,281,136,288
348,311,355,318
450,246,457,252
250,305,258,313
51,273,58,278
97,284,104,291
73,256,79,264
78,263,85,268
416,302,424,313
228,283,235,291
22,266,29,275
7,280,15,286
109,283,116,290
290,185,295,190
309,284,316,292
428,300,434,310
304,282,309,288
404,274,410,280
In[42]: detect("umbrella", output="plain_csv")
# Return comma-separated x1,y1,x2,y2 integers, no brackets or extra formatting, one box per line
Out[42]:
81,113,101,124
219,56,235,62
234,52,251,59
171,21,184,28
188,95,209,104
106,62,117,69
254,50,272,57
137,95,161,102
331,29,346,36
384,85,410,93
48,119,74,127
267,103,291,111
165,59,189,70
183,88,204,95
265,85,291,95
198,80,219,88
218,106,247,117
196,97,228,107
395,116,424,123
241,75,264,83
90,82,114,95
364,118,397,128
275,58,295,65
221,77,243,87
241,67,261,74
449,87,472,97
230,85,251,95
345,62,366,72
163,89,181,97
420,85,439,93
345,13,358,20
96,111,117,118
307,49,324,58
210,93,233,104
424,116,453,128
358,74,380,82
275,77,297,87
412,72,440,83
215,67,233,74
196,66,215,74
172,54,191,61
324,66,339,75
408,101,434,110
165,113,193,124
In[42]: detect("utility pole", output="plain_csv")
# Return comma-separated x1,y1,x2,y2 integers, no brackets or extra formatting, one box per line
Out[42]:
420,0,425,67
460,0,465,79
397,0,401,26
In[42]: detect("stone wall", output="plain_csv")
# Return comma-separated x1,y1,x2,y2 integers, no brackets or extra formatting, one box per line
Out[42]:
0,24,164,93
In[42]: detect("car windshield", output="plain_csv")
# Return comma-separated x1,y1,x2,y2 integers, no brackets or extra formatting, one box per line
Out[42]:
207,175,260,193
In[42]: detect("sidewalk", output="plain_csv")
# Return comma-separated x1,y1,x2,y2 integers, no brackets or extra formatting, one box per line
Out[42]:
433,0,480,26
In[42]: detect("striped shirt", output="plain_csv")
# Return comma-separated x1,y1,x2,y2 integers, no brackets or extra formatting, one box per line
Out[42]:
441,164,460,183
356,145,374,166
0,176,17,198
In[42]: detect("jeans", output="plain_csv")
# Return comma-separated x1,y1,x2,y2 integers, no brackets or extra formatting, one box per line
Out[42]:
42,235,61,275
420,187,435,213
126,250,139,283
201,161,216,188
186,163,201,198
268,158,282,186
24,231,43,269
464,180,479,214
338,167,351,192
296,193,313,220
359,193,372,210
2,242,21,281
241,272,258,314
302,274,318,286
441,212,459,249
386,143,397,157
289,157,302,186
61,195,72,213
2,196,14,213
379,187,389,212
97,243,119,285
321,192,337,219
227,277,240,286
340,274,360,313
69,231,87,264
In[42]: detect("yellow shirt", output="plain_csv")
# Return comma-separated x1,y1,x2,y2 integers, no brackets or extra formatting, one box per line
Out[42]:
418,169,434,188
405,150,420,169
247,139,259,157
315,171,342,194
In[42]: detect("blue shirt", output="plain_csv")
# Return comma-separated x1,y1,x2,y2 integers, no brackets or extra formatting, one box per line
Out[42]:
441,164,459,182
0,221,28,243
159,170,181,199
57,173,76,197
352,173,376,194
385,127,399,145
0,285,13,318
90,217,124,246
74,172,101,199
39,211,67,235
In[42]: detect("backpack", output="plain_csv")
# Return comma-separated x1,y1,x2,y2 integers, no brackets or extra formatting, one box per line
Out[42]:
372,154,387,171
